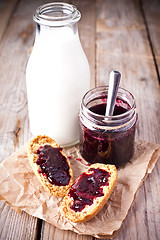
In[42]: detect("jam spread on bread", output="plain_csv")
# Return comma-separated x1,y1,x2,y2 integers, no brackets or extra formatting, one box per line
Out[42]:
68,168,110,212
36,145,71,186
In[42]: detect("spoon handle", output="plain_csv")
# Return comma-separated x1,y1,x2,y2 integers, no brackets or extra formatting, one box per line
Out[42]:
105,71,121,116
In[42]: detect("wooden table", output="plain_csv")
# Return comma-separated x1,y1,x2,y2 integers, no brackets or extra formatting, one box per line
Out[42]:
0,0,160,239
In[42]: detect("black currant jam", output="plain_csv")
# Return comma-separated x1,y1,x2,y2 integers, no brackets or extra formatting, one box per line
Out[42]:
68,168,110,212
36,145,71,186
79,87,137,168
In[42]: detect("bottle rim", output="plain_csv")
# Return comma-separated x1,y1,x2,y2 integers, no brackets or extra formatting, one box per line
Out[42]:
33,2,81,26
80,86,137,131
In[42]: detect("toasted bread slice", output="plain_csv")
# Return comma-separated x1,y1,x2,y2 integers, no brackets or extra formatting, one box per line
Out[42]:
61,163,117,222
28,135,73,197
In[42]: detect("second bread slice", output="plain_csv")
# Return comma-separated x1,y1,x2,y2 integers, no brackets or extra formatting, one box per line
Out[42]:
61,163,117,222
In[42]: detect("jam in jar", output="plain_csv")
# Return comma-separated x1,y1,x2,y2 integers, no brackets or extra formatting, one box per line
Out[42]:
79,86,137,168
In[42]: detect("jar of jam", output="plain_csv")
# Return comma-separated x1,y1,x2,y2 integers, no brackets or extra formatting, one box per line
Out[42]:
79,86,137,168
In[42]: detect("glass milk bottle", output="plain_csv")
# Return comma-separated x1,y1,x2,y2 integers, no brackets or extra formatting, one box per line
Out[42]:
26,3,90,147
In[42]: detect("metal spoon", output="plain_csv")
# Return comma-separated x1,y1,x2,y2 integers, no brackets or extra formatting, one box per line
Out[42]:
105,71,121,116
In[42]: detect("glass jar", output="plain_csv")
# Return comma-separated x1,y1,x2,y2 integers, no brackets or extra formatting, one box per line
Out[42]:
79,86,137,168
26,3,90,147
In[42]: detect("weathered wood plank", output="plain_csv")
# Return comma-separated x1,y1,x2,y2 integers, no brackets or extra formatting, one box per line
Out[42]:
0,201,39,240
41,221,93,240
0,0,19,43
0,0,36,160
141,0,160,78
0,0,44,239
95,0,160,239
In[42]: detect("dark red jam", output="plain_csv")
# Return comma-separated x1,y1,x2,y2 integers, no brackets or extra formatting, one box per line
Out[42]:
80,100,136,168
68,168,110,212
90,100,130,115
36,145,71,186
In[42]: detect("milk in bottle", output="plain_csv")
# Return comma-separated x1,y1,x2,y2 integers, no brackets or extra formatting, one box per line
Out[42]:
26,3,90,146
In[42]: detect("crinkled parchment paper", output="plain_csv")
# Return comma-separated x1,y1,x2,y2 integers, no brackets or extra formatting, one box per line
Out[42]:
0,140,160,239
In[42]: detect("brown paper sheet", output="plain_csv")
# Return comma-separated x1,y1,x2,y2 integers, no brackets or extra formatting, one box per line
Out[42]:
0,140,160,238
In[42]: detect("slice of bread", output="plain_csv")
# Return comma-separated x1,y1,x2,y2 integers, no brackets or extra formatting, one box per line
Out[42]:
61,163,117,222
28,135,73,197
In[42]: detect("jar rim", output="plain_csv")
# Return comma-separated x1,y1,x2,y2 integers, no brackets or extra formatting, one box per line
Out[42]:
81,86,136,121
33,2,81,26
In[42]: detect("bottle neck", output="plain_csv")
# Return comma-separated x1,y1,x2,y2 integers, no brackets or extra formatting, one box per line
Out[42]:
33,3,80,44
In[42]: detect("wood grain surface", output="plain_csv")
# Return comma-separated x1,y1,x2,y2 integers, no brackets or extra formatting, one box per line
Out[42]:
0,0,159,239
142,0,160,75
0,0,19,42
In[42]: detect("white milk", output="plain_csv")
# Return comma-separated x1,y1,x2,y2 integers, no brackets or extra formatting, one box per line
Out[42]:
26,24,90,146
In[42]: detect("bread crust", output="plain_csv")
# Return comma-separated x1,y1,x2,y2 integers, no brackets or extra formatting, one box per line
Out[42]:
28,135,73,197
61,163,117,222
